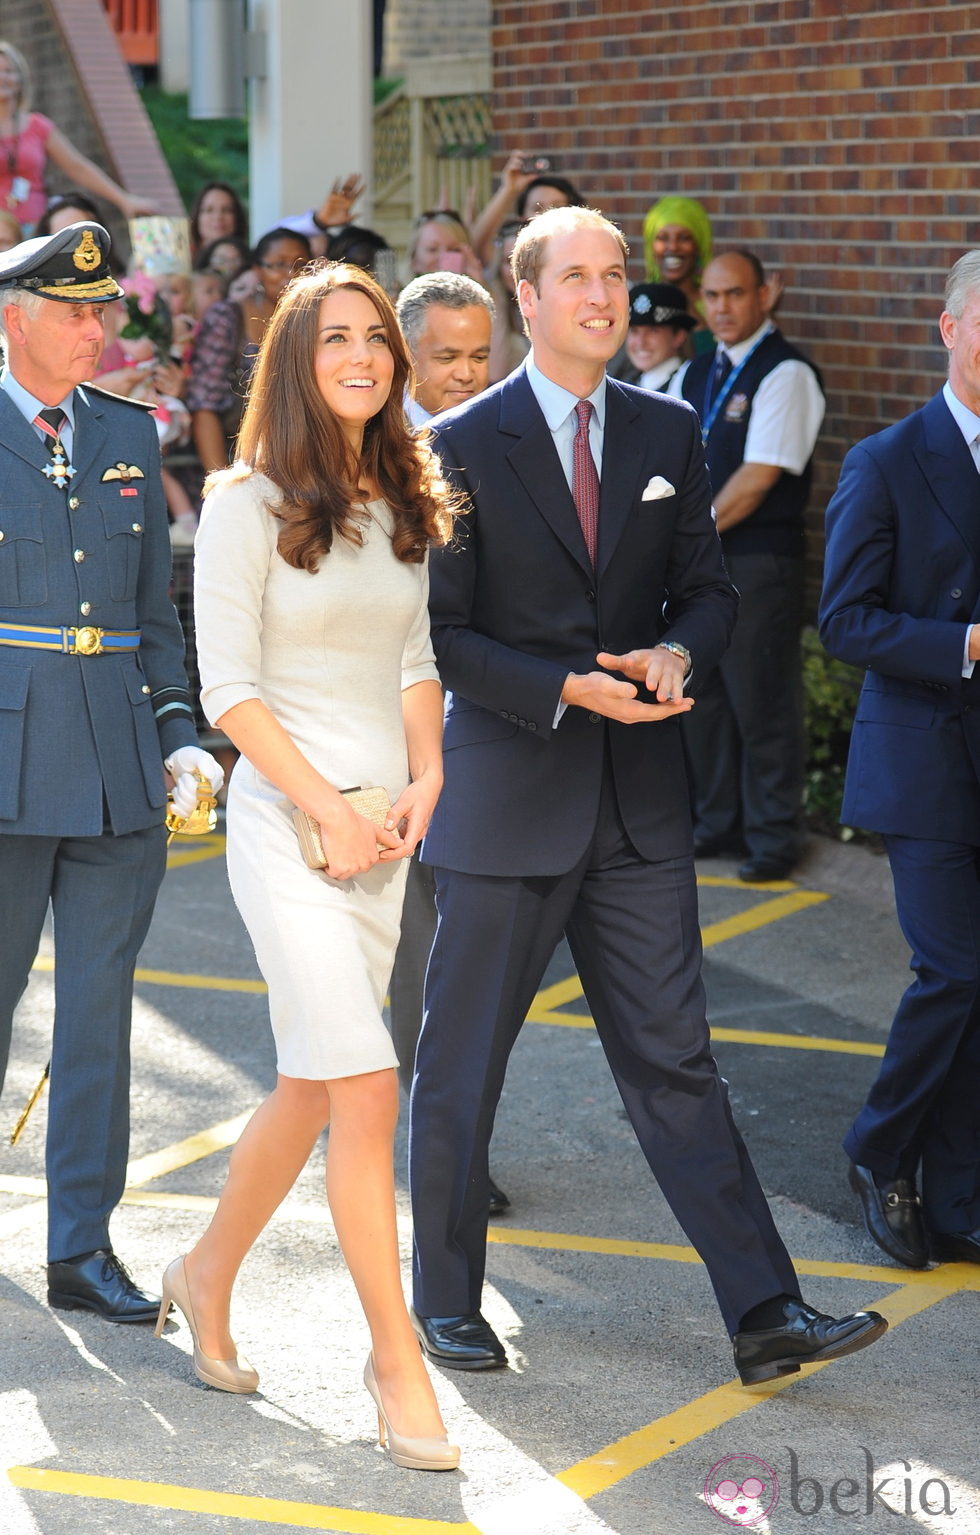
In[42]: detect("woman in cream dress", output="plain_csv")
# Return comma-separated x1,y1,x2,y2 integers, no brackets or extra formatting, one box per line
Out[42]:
159,264,458,1472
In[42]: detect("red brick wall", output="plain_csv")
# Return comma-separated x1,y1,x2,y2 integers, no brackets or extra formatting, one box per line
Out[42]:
491,0,979,597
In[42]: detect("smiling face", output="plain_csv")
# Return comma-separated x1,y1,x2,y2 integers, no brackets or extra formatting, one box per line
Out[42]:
517,225,628,393
411,303,492,416
653,222,699,286
314,287,395,449
196,188,238,246
254,237,309,307
626,323,688,374
2,296,106,402
0,50,22,111
411,219,468,275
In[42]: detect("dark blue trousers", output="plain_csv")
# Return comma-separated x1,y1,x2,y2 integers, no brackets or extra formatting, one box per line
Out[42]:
844,834,980,1236
0,826,167,1260
409,773,801,1335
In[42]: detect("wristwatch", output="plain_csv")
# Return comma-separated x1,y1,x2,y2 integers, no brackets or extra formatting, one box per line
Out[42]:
656,640,692,677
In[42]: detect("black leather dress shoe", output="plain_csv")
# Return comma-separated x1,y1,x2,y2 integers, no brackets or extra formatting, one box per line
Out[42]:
47,1249,163,1324
737,854,795,883
848,1162,929,1268
932,1229,980,1263
733,1300,887,1385
410,1309,507,1370
488,1176,511,1217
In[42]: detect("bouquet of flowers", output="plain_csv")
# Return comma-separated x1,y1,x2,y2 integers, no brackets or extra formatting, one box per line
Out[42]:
119,272,172,362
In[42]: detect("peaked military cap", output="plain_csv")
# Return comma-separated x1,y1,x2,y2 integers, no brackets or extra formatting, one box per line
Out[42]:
628,281,697,330
0,221,123,303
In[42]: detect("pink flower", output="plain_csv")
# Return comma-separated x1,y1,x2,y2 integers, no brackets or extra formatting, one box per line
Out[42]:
121,272,158,315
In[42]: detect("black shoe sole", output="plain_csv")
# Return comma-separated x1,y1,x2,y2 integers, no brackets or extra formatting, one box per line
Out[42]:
737,1315,889,1386
418,1345,507,1371
47,1291,159,1324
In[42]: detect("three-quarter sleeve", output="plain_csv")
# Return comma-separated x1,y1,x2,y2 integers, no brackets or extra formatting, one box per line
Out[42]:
194,475,277,725
401,553,441,691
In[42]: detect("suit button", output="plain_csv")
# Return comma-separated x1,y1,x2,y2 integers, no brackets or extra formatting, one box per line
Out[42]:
528,721,537,731
73,548,85,562
585,589,596,602
141,684,151,695
69,496,79,510
499,710,508,718
0,531,4,542
132,522,142,533
588,711,601,724
951,588,963,598
79,601,91,616
519,717,527,726
509,713,519,722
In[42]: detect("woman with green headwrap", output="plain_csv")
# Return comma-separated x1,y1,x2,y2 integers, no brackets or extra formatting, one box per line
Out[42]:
642,195,716,355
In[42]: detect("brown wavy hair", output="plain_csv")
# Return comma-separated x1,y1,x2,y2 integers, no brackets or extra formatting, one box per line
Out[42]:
210,262,455,569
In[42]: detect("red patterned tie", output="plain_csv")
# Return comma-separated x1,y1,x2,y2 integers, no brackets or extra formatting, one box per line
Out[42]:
572,398,599,566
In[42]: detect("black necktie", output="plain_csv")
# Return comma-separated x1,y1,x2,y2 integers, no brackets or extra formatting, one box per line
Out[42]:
36,407,66,438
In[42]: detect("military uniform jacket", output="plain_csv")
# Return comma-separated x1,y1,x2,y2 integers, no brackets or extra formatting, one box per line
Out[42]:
0,383,197,836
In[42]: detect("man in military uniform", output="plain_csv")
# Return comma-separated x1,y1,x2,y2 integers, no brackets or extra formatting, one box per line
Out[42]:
0,223,223,1321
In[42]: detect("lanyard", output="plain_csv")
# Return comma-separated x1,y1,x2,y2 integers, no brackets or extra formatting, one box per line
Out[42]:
700,332,770,442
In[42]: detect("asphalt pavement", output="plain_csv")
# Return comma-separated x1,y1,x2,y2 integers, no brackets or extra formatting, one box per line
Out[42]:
1,826,978,1535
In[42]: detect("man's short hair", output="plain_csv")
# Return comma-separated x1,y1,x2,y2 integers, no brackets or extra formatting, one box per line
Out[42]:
511,206,629,293
706,249,767,287
0,285,43,344
396,272,495,352
944,251,980,318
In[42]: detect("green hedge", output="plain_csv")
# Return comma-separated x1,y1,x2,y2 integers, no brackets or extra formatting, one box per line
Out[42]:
140,87,248,214
801,625,866,841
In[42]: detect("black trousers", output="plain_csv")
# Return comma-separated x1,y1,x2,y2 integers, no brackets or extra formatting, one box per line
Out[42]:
409,767,801,1335
683,550,805,862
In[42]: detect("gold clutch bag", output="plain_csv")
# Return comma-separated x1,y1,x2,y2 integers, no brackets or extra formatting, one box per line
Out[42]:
292,785,392,870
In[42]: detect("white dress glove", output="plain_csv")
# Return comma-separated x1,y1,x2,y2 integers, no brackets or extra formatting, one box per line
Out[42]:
164,746,226,818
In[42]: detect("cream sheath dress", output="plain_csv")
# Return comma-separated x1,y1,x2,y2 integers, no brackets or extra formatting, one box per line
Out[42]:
194,471,440,1080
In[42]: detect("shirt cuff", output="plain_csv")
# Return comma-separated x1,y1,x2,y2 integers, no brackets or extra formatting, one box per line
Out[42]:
963,625,975,679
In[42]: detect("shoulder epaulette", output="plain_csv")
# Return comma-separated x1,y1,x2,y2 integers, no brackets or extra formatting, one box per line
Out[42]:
81,380,157,412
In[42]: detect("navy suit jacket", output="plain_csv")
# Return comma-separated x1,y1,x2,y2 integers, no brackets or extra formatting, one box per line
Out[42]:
819,389,980,842
0,383,196,837
421,367,738,876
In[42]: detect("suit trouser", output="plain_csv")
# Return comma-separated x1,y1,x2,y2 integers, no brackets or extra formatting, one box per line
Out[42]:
682,551,805,861
844,834,980,1236
388,856,438,1095
409,771,801,1335
0,826,168,1261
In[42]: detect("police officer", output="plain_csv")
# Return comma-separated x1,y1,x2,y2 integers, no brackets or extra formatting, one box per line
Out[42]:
0,223,223,1321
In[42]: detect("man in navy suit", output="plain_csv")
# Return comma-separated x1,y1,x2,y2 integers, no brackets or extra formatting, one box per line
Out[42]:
409,206,886,1384
820,249,980,1270
0,224,223,1320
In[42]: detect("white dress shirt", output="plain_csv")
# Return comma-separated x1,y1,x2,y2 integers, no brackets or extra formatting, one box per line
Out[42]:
1,367,77,458
716,320,825,475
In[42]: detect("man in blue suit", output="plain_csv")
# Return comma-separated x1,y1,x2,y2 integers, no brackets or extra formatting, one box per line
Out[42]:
820,249,980,1270
0,224,223,1319
409,206,886,1384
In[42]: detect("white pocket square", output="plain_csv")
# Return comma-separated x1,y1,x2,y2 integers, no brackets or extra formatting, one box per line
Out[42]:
642,476,675,501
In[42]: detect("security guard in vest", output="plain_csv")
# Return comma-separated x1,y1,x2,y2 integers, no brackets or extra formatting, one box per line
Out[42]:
682,249,825,882
0,222,223,1321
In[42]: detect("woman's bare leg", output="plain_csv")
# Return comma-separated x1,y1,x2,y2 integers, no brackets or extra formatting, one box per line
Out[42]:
182,1075,329,1357
325,1068,445,1439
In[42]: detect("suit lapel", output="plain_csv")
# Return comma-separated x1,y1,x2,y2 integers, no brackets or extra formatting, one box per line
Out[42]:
71,387,109,487
914,391,980,570
597,380,646,577
501,370,593,578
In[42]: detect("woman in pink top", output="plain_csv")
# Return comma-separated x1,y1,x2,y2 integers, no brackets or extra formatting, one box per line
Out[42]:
0,40,155,232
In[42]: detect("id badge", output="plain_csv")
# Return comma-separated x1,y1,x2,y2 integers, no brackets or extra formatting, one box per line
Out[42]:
10,176,31,205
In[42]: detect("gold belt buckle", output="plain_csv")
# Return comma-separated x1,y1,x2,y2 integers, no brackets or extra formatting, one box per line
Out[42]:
71,626,104,655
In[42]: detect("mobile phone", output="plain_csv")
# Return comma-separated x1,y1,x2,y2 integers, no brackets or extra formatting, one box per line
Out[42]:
521,155,554,174
440,251,466,274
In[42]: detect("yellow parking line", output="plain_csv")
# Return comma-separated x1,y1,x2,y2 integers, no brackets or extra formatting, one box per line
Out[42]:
125,1111,255,1186
6,1469,475,1533
556,1274,974,1500
29,954,267,993
166,832,227,870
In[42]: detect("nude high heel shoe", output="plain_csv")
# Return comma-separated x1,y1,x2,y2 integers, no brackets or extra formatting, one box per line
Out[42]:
363,1354,460,1471
155,1256,259,1394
